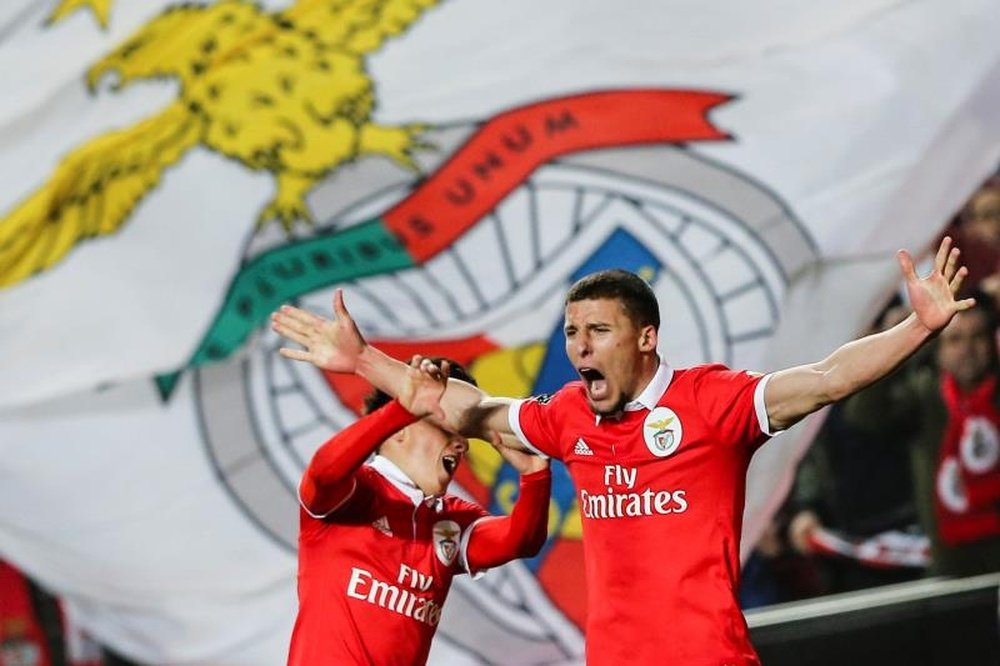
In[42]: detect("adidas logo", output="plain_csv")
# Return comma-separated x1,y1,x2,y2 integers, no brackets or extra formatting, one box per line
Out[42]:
573,438,594,456
372,516,392,536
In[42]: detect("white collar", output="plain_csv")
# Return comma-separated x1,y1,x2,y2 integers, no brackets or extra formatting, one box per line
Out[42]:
370,455,443,510
595,358,674,424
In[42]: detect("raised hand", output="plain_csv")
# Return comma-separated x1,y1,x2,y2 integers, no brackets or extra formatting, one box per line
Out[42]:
270,289,366,373
489,431,549,475
398,356,448,421
897,236,977,333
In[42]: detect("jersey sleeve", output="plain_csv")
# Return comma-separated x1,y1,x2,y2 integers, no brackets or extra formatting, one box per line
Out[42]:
462,468,552,575
299,467,379,540
508,390,566,459
299,400,416,518
444,499,490,575
692,364,774,449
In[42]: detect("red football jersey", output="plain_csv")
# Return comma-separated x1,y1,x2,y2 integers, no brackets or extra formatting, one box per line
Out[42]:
510,362,773,666
287,456,487,666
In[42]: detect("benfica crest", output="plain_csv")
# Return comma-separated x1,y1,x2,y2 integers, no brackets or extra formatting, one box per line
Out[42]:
432,520,461,567
643,407,683,458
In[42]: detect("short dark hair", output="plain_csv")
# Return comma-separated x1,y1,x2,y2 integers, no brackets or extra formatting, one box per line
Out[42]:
362,357,478,415
565,269,660,330
955,288,1000,340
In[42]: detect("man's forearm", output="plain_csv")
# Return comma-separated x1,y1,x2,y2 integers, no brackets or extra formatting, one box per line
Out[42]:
355,345,507,438
818,313,932,402
768,313,933,430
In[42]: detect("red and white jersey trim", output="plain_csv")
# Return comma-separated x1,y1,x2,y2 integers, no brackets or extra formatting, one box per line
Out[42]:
298,478,358,519
754,372,778,436
508,400,546,457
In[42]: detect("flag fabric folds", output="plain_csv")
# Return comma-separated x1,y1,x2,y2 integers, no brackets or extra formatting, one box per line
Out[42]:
2,1,1000,663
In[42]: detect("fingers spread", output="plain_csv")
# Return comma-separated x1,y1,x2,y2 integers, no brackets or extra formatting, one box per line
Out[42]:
333,289,356,325
271,318,311,346
934,236,952,273
957,296,978,311
950,265,968,294
273,307,321,337
278,347,312,362
943,246,961,282
897,249,918,281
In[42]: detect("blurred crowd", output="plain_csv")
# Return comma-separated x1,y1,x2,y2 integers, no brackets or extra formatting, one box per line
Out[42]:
742,172,1000,608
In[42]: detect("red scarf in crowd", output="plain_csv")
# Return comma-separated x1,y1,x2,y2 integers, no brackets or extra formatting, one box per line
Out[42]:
935,373,1000,545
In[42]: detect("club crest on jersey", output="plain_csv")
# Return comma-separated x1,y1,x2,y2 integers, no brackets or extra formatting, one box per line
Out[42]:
936,456,968,513
643,407,683,458
432,520,461,566
960,417,1000,474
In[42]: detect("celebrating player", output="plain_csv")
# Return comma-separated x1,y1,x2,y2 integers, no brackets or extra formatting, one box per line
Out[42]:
286,356,550,666
275,236,972,665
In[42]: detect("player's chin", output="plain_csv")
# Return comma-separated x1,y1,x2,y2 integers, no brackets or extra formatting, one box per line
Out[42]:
586,393,623,416
431,475,451,495
436,466,455,491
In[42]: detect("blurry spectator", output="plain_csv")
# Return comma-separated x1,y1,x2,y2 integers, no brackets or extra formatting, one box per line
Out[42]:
0,559,140,666
809,293,1000,577
788,298,927,593
1,560,61,666
947,177,1000,307
741,504,824,609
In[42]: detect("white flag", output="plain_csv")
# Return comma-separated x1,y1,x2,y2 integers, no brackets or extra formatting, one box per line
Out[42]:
1,0,999,664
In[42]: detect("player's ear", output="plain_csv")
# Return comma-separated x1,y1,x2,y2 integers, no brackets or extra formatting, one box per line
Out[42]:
638,325,657,352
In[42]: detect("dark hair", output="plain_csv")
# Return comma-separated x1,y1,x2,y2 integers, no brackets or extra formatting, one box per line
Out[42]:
565,269,660,330
939,288,1000,374
362,357,478,415
958,288,999,333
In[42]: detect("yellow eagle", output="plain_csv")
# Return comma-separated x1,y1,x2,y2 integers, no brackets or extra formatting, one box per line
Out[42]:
1,0,440,288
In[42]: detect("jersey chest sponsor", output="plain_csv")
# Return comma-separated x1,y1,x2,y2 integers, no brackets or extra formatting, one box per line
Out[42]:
345,562,446,627
576,462,689,520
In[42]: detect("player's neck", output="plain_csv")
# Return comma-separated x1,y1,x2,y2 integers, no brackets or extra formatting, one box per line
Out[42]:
628,353,661,400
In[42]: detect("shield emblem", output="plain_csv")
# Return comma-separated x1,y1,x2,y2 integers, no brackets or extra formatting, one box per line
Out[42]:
433,520,461,566
654,430,674,452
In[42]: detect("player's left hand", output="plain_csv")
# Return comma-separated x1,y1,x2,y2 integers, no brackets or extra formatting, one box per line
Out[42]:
897,236,977,333
489,431,549,475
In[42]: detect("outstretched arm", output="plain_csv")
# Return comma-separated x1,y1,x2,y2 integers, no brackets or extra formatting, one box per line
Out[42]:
271,289,517,440
764,236,975,431
465,432,552,571
299,356,449,516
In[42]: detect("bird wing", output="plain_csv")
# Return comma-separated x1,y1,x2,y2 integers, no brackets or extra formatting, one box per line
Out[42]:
283,0,442,55
86,2,270,92
47,0,113,29
0,101,202,289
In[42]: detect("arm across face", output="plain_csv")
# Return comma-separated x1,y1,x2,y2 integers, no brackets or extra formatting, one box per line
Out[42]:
297,353,452,516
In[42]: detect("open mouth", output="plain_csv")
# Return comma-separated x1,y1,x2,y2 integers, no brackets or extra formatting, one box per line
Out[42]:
578,367,609,399
442,455,459,475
